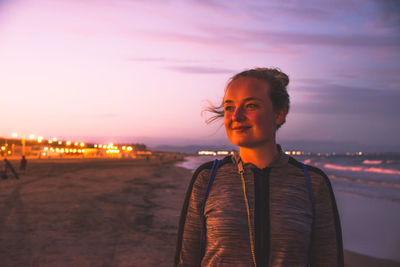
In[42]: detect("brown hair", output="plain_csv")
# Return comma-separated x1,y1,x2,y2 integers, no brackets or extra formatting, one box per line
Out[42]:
205,67,290,129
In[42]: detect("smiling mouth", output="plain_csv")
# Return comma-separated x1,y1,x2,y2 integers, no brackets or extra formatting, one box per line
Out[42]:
232,126,251,131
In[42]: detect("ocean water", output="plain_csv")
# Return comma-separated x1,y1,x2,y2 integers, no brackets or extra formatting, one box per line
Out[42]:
175,154,400,261
297,155,400,204
175,155,227,172
176,154,400,203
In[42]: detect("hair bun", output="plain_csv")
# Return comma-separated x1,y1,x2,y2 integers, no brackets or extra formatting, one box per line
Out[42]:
268,68,289,87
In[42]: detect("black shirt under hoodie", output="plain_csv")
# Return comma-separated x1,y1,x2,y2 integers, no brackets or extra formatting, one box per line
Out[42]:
254,167,271,266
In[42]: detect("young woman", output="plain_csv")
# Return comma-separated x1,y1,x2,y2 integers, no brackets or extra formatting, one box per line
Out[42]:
174,68,344,266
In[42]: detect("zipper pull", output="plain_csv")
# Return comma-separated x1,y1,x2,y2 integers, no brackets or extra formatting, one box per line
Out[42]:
238,160,244,175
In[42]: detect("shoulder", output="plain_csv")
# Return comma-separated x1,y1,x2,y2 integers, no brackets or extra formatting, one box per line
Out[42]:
182,156,234,205
191,156,234,185
287,156,333,195
287,156,328,178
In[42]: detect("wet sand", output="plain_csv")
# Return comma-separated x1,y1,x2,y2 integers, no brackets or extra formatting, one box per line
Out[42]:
0,158,398,266
336,192,400,262
0,158,189,266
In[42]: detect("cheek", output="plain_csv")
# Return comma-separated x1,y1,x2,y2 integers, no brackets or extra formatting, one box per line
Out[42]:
224,108,234,120
252,111,274,129
224,114,231,128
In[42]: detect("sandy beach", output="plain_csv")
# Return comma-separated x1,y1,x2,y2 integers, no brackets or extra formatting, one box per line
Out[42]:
0,158,399,266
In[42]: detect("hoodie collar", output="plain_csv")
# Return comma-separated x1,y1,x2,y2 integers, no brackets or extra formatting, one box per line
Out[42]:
231,144,289,170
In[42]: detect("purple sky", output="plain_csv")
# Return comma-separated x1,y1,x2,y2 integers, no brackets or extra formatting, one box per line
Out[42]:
1,0,399,151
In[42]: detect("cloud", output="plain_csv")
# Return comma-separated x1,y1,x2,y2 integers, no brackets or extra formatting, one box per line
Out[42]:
334,67,400,81
231,28,400,49
127,57,197,63
0,0,18,21
292,83,400,117
188,0,334,23
369,0,400,29
134,25,399,59
162,0,400,50
186,0,400,31
130,29,301,56
247,4,333,23
164,65,234,74
189,0,229,10
0,0,12,8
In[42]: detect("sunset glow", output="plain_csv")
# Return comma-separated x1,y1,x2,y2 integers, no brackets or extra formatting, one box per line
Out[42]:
0,0,399,150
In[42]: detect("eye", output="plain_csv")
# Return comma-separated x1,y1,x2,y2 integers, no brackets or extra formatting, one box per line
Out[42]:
224,105,234,112
245,103,258,110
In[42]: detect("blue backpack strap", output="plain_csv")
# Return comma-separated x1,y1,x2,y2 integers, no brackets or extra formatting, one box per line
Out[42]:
199,159,221,266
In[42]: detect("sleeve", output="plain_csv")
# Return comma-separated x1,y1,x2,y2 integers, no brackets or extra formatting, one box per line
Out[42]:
174,168,209,267
310,172,344,267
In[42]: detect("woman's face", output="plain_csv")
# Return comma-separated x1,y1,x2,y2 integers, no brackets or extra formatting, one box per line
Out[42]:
223,77,285,148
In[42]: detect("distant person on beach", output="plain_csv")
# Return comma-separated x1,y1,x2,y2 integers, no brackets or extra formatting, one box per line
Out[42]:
20,155,27,173
174,68,344,266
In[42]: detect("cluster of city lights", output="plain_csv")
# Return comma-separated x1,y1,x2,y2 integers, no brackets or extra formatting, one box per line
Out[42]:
346,152,363,156
10,132,86,147
43,147,85,155
285,151,306,156
198,151,233,156
197,150,367,157
41,143,134,155
94,143,133,154
6,133,136,157
94,143,133,151
1,146,12,155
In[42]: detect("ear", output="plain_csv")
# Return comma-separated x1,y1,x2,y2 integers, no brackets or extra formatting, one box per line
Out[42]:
274,108,287,126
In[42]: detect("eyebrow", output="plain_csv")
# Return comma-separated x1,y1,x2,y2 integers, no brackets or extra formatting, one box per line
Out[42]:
223,97,263,104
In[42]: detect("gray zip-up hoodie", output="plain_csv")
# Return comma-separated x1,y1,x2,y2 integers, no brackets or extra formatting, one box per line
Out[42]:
175,145,344,266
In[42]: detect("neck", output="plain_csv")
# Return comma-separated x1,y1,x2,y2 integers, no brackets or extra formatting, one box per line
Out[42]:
239,141,279,169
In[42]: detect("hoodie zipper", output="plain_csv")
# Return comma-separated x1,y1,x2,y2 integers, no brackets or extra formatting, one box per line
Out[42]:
238,161,257,267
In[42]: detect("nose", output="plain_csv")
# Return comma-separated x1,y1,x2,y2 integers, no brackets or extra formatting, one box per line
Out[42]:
232,106,246,121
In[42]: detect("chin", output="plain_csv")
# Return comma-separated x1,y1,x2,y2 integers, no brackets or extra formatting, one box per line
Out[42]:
229,137,256,148
228,135,270,148
234,141,259,148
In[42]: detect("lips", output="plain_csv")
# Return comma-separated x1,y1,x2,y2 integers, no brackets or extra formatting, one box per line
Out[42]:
232,126,251,131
